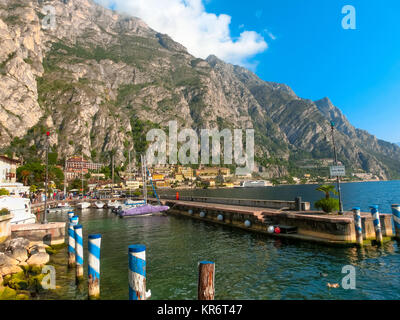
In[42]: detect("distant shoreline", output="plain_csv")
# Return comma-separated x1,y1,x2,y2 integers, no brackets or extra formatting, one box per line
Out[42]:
157,179,396,192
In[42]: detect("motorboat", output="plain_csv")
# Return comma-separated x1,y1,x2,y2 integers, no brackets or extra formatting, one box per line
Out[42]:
0,196,36,225
119,204,170,218
94,201,105,209
124,199,146,207
107,200,121,208
57,202,70,208
118,155,169,218
77,202,91,209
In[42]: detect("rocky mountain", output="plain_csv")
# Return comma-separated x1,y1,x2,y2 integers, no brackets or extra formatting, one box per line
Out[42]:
0,0,399,179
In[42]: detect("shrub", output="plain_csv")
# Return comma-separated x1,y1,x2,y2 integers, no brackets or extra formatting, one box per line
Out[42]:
315,198,340,213
0,188,10,196
0,208,10,216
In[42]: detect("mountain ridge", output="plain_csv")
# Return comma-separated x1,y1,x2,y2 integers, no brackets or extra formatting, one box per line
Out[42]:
0,0,399,180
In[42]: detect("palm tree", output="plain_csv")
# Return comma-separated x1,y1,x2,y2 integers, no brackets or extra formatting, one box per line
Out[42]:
316,185,338,199
20,170,31,186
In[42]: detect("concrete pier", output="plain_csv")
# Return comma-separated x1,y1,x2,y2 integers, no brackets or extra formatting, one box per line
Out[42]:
163,199,394,246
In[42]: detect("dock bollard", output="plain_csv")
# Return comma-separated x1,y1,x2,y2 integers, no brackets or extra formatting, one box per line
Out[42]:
88,234,101,300
392,205,400,239
68,216,79,268
68,211,74,219
74,224,84,282
369,205,383,244
198,261,215,300
128,245,151,300
352,207,363,246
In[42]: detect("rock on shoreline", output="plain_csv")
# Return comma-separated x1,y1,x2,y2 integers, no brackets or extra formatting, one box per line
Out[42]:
0,238,50,278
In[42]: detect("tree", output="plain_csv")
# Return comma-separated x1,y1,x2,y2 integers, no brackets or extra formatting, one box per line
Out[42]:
315,184,339,213
316,185,338,199
20,170,31,186
30,185,38,193
0,188,10,196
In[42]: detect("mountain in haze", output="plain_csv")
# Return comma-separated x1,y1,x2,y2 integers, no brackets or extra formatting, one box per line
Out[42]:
0,0,399,180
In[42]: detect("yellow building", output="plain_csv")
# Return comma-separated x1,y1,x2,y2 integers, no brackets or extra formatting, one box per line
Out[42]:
152,174,165,181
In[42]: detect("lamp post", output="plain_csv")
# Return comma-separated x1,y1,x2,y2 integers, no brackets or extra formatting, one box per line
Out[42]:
43,131,50,224
330,122,344,215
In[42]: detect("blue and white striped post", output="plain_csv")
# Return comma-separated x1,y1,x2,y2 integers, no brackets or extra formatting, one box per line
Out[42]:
68,211,74,220
88,234,101,299
128,245,151,300
74,224,84,282
352,207,363,246
392,204,400,240
68,216,79,267
369,205,383,244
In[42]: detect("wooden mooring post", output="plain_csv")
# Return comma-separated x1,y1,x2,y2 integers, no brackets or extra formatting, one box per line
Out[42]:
68,216,79,268
198,261,215,300
392,205,400,240
88,234,101,300
74,224,84,283
128,244,151,300
369,205,383,244
352,207,363,246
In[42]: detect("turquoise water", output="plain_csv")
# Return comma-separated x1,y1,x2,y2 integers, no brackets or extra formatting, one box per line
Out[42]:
42,181,400,300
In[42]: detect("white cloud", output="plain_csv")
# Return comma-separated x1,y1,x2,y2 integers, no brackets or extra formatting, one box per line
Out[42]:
94,0,268,67
264,29,277,41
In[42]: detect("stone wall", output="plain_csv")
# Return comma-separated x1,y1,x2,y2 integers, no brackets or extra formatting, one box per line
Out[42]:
11,223,66,246
168,203,357,245
0,214,12,244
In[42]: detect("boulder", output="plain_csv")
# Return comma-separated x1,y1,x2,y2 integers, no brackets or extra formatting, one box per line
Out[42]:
0,265,23,277
28,245,47,255
26,253,50,267
0,253,19,267
6,248,28,263
29,242,49,249
7,238,30,251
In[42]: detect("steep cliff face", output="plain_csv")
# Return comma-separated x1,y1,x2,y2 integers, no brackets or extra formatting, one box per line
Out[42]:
0,0,399,179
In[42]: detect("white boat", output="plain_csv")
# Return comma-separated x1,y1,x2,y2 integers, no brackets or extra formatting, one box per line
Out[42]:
57,202,70,208
124,199,146,207
240,180,273,188
77,202,91,209
94,201,105,209
107,200,121,208
0,196,36,225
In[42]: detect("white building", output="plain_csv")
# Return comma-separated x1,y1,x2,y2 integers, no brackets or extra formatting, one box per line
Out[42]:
0,155,20,183
0,155,29,195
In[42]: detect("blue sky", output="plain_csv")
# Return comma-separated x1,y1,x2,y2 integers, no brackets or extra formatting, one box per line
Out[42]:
97,0,400,143
202,0,400,143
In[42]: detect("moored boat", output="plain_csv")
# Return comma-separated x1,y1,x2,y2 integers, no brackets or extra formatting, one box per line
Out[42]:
94,201,105,209
77,202,91,209
119,204,170,218
0,196,36,225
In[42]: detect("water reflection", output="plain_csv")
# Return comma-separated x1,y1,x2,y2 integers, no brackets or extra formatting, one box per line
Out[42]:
43,208,400,300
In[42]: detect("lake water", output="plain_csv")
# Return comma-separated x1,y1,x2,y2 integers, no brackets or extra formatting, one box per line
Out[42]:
42,181,400,300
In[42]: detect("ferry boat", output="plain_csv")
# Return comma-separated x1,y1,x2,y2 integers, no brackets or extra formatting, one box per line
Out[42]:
240,180,273,188
0,196,36,225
